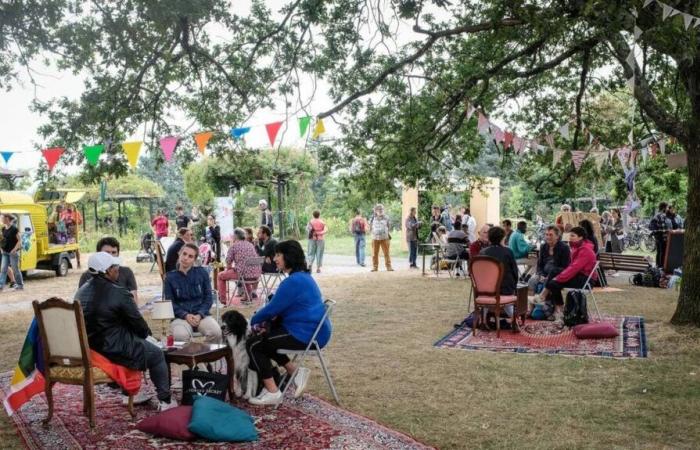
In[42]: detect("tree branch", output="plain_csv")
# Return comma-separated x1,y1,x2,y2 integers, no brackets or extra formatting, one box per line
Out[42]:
573,48,591,149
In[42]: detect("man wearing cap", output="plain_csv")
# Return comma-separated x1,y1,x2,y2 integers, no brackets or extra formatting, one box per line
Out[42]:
164,243,221,343
79,237,138,303
75,252,177,411
259,200,274,235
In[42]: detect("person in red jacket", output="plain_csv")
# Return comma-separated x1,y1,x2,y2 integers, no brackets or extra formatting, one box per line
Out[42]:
537,226,598,317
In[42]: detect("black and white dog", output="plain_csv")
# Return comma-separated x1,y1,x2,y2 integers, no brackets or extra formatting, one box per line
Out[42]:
221,310,258,399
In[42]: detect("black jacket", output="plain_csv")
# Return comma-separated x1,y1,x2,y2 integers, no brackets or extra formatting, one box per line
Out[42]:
165,238,185,272
536,240,571,276
75,275,151,370
479,245,519,295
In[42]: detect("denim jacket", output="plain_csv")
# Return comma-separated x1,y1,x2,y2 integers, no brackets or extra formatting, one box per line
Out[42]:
163,266,213,319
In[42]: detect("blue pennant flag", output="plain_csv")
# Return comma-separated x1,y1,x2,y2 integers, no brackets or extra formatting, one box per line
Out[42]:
1,152,13,164
230,127,251,139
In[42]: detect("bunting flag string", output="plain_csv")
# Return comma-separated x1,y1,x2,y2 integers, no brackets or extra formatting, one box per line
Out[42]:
552,149,564,167
42,147,65,172
643,0,700,28
298,116,311,137
83,144,104,166
265,121,284,147
312,118,326,139
571,151,588,172
193,131,213,154
230,127,251,139
159,136,179,162
1,152,13,165
122,141,142,168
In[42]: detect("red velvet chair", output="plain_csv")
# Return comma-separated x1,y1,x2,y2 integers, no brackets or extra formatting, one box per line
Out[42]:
468,255,518,337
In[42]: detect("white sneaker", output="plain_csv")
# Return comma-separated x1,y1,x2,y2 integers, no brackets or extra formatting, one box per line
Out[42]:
248,389,283,406
158,398,178,412
293,367,310,398
122,391,151,406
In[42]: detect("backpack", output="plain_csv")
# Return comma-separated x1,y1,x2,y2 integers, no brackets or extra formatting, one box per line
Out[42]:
563,291,589,327
352,218,365,234
631,266,662,287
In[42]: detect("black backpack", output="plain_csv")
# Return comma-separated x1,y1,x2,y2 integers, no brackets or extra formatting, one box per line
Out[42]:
631,267,662,287
564,290,589,327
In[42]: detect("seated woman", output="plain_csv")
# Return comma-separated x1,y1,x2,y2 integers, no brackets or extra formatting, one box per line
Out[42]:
246,240,332,406
537,226,598,321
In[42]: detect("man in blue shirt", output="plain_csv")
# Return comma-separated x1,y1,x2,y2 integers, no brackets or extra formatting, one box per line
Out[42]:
509,221,532,259
164,243,221,343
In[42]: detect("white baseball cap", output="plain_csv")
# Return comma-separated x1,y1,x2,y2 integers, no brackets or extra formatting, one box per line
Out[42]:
88,251,122,273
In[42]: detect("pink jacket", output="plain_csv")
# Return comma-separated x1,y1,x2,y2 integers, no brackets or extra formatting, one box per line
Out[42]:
308,219,327,240
555,239,598,283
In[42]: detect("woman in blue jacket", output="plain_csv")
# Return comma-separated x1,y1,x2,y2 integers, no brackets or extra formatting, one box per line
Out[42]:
246,240,332,406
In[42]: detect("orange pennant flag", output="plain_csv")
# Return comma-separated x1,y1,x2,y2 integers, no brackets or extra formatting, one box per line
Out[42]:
194,131,213,154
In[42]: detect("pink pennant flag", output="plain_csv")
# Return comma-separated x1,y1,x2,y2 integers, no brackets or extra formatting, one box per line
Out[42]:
265,121,284,147
545,134,555,148
512,136,523,154
503,131,514,149
159,136,179,162
492,128,504,143
477,113,490,134
571,151,587,172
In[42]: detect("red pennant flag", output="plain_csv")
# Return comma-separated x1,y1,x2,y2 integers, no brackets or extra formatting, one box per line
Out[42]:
42,147,65,172
265,121,284,147
503,132,514,149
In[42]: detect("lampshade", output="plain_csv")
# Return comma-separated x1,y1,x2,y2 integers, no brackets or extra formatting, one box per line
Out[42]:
151,301,175,320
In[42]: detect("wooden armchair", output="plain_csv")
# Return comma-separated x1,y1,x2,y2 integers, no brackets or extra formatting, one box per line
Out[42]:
32,298,135,428
468,256,518,338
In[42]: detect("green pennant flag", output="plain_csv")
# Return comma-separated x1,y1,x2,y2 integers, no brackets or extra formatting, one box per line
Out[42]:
83,144,104,166
298,116,311,137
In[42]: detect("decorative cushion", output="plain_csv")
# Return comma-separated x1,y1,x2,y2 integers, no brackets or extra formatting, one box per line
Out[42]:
573,322,619,339
475,295,517,305
188,396,258,442
136,406,197,441
49,365,112,383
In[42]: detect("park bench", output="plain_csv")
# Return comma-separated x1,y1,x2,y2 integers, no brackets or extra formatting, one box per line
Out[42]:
598,252,650,273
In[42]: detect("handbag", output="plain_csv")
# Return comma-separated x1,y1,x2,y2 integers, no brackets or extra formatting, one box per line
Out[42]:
181,369,229,405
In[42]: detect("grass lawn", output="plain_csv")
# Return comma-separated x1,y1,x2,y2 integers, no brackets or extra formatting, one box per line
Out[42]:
1,262,699,448
315,232,409,258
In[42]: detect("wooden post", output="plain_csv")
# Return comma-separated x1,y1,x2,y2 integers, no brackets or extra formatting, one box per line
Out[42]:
93,201,99,231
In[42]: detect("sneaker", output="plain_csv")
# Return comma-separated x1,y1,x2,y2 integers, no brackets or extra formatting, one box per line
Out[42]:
13,286,23,291
387,268,394,272
122,391,151,406
248,388,283,406
371,268,378,272
293,367,310,398
158,398,178,412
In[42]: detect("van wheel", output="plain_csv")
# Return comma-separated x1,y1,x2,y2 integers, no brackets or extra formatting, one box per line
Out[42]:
55,258,69,277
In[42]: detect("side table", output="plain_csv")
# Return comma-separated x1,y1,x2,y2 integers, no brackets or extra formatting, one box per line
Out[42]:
165,342,235,401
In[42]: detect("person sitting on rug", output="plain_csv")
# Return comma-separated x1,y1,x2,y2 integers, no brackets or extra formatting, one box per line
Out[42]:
217,227,262,302
79,236,138,303
528,226,570,294
469,223,491,257
246,240,331,406
535,226,598,324
165,227,194,272
164,243,221,343
75,252,177,411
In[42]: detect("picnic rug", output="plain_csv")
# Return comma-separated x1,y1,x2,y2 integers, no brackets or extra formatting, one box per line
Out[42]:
0,372,433,450
435,316,647,359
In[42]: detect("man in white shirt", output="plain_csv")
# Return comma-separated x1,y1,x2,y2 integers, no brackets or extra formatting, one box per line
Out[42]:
464,208,477,243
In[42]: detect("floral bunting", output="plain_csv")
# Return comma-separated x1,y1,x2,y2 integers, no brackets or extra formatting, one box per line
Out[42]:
545,134,555,148
571,151,587,172
552,149,564,167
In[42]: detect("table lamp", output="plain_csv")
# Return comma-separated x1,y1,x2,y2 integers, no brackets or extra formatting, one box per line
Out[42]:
151,301,175,340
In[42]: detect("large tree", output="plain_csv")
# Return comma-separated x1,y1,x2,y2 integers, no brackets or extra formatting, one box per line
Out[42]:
3,0,700,325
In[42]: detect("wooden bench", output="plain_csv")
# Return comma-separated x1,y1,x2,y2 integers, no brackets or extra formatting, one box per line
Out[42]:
599,252,650,273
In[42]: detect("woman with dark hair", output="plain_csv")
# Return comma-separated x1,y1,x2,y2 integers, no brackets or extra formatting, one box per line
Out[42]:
536,226,598,322
578,219,599,255
246,240,331,406
603,209,624,253
206,215,222,262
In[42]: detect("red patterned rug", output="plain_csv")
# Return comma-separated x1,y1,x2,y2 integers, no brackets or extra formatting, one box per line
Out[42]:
0,372,433,449
435,316,647,359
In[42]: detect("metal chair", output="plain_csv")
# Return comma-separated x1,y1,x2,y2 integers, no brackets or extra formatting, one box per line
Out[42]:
276,299,340,406
260,270,286,300
225,256,265,304
569,261,602,320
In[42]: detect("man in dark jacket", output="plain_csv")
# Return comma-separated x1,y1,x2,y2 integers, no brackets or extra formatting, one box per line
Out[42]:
528,226,571,293
256,225,278,272
75,252,176,411
480,226,519,297
165,227,193,272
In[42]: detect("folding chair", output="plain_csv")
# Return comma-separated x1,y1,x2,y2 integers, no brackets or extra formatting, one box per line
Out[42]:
276,299,340,406
226,256,265,304
260,270,286,300
570,261,602,320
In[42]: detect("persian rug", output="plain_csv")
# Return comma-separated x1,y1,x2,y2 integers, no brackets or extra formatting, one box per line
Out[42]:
435,316,647,359
0,372,433,450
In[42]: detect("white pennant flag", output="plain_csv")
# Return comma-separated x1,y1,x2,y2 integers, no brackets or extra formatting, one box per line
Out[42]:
643,0,654,7
634,25,643,40
545,134,555,148
695,17,700,28
552,150,564,167
628,129,634,145
661,3,674,20
683,13,694,30
558,123,570,139
627,76,635,91
670,8,681,17
631,8,638,18
659,139,666,154
641,146,649,162
626,51,636,69
466,102,476,120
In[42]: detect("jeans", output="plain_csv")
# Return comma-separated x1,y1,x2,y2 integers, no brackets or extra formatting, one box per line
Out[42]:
0,252,23,288
307,239,325,268
408,240,417,266
143,340,171,402
354,233,366,265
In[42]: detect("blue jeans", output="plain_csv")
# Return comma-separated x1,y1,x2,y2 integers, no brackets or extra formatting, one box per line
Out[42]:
408,240,417,266
307,239,325,268
354,233,366,265
143,340,171,402
0,252,23,288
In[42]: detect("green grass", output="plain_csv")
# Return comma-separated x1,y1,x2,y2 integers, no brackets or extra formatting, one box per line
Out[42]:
313,232,409,258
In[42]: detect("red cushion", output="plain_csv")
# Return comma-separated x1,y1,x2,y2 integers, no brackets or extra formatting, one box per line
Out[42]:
136,406,197,441
573,322,619,339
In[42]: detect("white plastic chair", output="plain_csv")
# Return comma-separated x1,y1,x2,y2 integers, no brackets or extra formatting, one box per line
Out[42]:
276,299,339,406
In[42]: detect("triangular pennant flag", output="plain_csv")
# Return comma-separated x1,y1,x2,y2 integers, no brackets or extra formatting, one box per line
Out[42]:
626,51,636,69
628,129,634,145
503,131,514,149
634,25,642,40
0,152,13,164
627,76,635,91
159,136,179,162
649,142,659,157
83,144,104,167
589,132,595,145
669,7,680,17
558,123,570,139
42,147,64,172
617,147,631,166
642,146,650,162
492,128,504,144
312,118,326,139
631,8,638,18
477,113,490,134
265,121,284,147
466,103,476,120
552,150,564,167
193,131,213,154
594,154,607,171
683,13,694,29
230,127,251,139
121,141,142,168
545,134,555,148
695,17,700,28
298,116,311,137
643,0,654,7
659,139,666,154
512,136,523,154
661,3,674,20
571,151,587,172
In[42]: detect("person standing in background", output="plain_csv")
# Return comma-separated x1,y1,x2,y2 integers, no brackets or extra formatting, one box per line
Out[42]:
174,206,191,230
259,200,274,235
151,209,169,240
0,214,23,291
405,207,421,269
463,208,477,243
370,204,393,272
348,209,368,267
206,214,222,262
306,210,328,273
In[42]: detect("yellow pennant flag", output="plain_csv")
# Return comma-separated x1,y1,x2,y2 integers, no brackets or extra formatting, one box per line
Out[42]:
122,141,143,168
312,118,326,139
194,131,213,154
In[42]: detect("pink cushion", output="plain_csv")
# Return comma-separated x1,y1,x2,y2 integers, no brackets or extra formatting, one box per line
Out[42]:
573,322,619,339
136,406,197,441
474,295,517,305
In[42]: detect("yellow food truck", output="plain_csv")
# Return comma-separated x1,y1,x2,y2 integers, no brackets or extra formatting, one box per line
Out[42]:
0,191,81,277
